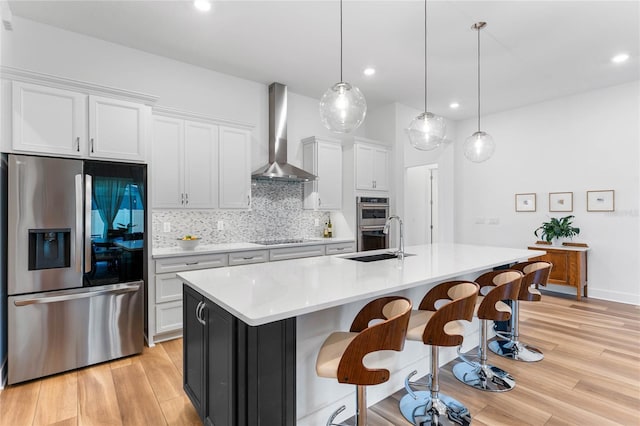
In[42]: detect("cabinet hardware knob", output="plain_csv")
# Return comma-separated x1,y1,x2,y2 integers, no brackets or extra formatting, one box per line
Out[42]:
76,137,80,152
247,195,250,206
186,262,199,265
90,138,94,153
185,193,189,205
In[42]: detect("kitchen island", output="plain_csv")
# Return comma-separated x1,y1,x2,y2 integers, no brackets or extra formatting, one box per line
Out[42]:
178,243,543,425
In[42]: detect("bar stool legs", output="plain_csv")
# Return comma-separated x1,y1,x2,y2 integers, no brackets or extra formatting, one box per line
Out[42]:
489,300,544,362
399,346,472,425
453,318,515,392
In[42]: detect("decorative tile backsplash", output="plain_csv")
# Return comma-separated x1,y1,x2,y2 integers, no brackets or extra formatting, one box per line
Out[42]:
152,180,330,248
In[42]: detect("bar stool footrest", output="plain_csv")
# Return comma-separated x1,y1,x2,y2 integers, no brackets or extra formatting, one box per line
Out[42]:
399,391,471,425
488,339,544,362
452,361,515,392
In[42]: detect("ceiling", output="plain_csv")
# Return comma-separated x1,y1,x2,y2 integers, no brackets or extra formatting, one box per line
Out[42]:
6,1,640,121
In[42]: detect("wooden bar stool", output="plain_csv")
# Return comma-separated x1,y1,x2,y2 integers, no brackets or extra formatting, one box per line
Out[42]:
399,281,479,426
489,261,552,362
316,296,412,426
453,270,523,392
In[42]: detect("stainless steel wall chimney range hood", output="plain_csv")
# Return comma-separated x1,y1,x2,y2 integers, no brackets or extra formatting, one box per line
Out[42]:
251,83,317,182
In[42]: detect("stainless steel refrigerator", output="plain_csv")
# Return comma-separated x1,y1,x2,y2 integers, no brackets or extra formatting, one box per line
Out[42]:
5,154,146,384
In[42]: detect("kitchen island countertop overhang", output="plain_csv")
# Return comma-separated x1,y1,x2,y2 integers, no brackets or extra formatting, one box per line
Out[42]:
178,243,545,326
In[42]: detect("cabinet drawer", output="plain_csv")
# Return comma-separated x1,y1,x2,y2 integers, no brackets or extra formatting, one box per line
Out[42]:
155,273,183,303
269,245,325,262
326,242,355,255
155,253,228,274
156,300,183,334
228,250,269,266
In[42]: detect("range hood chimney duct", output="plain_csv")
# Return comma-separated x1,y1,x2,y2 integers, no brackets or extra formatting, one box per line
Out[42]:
251,83,317,182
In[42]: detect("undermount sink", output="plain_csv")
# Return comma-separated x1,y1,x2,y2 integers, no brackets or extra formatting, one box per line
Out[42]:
345,252,415,262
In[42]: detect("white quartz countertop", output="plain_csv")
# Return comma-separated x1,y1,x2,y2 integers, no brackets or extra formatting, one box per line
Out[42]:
152,238,355,258
178,243,542,326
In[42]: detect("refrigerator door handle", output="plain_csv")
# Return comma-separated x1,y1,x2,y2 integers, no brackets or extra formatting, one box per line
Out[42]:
75,174,84,272
13,283,141,306
84,174,93,273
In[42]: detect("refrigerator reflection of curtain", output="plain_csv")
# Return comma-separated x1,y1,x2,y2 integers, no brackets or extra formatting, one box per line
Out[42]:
93,177,130,235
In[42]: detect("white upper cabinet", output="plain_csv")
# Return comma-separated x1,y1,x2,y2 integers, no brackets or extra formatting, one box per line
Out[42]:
302,137,342,210
10,79,150,162
12,82,87,157
218,126,251,209
152,116,183,208
152,116,218,209
184,121,219,208
89,95,147,162
355,141,389,191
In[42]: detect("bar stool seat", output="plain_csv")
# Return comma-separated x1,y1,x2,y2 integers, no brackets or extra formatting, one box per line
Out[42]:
316,296,412,426
453,270,523,392
399,281,479,426
489,261,552,362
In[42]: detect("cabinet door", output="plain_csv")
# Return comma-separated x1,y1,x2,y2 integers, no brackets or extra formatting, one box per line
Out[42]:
183,285,205,419
204,298,236,426
89,95,146,162
219,126,251,209
372,147,389,191
184,121,218,208
152,116,184,208
316,142,342,209
355,144,374,190
12,82,87,156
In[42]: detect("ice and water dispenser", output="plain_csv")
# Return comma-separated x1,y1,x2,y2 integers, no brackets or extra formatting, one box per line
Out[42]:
28,228,71,270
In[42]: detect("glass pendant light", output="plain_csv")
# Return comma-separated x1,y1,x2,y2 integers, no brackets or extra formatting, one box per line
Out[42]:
408,0,446,151
319,0,367,133
464,22,495,163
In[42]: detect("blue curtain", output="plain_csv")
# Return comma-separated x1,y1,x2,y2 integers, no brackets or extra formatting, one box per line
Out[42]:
93,177,130,236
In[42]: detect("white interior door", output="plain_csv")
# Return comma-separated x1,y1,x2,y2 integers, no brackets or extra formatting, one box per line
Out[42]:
405,165,438,245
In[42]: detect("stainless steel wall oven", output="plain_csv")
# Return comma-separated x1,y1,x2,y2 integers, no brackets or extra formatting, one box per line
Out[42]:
5,154,146,384
356,197,390,251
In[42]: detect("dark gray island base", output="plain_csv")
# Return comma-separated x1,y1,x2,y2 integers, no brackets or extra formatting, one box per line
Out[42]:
183,284,296,425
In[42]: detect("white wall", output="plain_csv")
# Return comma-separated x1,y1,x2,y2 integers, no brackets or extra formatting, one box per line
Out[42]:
454,81,640,304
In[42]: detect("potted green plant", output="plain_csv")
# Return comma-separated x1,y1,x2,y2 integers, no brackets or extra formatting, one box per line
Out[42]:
534,215,580,245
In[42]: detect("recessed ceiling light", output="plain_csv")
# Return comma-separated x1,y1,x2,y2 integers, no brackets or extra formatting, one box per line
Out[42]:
449,102,460,109
611,53,630,64
363,67,376,76
194,0,212,12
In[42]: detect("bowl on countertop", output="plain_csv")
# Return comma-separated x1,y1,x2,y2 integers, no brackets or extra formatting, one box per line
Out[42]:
176,238,201,250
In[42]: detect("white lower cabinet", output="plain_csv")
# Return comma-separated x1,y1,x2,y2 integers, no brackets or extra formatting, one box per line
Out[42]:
325,241,356,255
269,245,325,261
148,241,354,345
150,253,228,344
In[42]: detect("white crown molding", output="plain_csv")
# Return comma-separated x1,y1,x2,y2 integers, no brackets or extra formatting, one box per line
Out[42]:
0,66,159,105
153,105,254,130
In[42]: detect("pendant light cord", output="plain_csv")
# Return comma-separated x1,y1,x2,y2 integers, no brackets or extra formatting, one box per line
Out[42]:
424,0,428,113
476,25,481,132
340,0,343,82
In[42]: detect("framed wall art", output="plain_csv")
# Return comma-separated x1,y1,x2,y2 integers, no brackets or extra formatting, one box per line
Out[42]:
549,192,573,212
587,190,615,212
515,193,536,212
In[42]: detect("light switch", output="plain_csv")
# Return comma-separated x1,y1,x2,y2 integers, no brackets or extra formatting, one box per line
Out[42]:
163,222,171,232
217,220,224,231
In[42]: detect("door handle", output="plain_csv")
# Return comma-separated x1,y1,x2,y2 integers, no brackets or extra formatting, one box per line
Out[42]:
14,283,141,306
90,138,95,153
84,174,93,273
76,137,80,152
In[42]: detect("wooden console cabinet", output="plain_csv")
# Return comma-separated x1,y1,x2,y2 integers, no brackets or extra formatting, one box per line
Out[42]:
528,243,589,301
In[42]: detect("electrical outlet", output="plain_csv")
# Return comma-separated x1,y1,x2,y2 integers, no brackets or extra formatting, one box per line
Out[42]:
217,220,224,231
314,218,320,227
488,218,500,225
163,222,171,232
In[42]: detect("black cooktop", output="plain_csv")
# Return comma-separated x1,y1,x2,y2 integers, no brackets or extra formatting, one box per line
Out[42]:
251,239,308,246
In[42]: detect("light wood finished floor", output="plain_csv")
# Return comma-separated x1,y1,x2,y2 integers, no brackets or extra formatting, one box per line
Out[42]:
1,293,638,426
